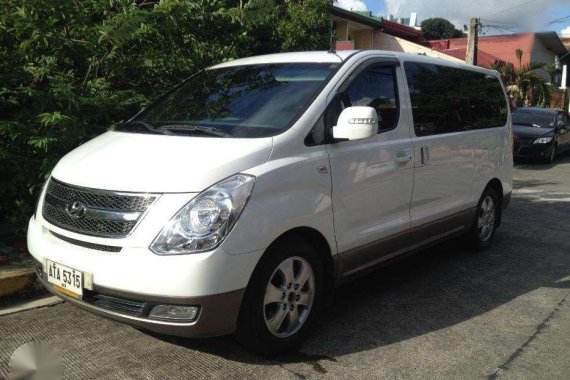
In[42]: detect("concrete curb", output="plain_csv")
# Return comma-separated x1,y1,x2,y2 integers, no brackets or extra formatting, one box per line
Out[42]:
0,266,36,298
0,296,63,316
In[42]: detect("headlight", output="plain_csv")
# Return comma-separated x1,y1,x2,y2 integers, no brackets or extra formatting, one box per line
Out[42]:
533,137,553,144
150,174,255,255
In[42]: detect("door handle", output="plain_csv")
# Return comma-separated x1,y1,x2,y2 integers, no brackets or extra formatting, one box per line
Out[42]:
414,146,430,167
420,146,429,165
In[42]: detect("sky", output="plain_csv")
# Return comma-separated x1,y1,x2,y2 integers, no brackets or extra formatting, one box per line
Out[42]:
334,0,570,36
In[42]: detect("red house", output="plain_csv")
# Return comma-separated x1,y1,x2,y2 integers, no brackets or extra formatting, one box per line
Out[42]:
426,32,569,88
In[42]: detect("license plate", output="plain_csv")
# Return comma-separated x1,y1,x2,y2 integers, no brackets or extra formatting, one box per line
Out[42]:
46,260,83,299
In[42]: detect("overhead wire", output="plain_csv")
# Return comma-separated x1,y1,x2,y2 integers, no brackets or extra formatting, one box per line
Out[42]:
547,15,570,25
483,0,538,19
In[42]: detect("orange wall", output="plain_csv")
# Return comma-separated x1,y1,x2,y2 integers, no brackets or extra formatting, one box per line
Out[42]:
446,34,535,68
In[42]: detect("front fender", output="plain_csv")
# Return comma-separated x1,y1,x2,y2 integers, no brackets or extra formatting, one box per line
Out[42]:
220,151,336,257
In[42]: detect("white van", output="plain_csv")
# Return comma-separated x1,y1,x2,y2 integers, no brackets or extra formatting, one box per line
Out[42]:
28,50,512,354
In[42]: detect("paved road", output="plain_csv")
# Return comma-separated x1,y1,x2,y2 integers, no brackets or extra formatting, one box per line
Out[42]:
2,156,570,379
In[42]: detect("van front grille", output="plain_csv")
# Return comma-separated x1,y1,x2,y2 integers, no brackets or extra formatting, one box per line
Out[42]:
45,178,156,211
42,178,157,238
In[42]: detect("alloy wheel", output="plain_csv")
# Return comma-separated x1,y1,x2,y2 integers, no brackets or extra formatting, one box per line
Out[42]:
477,195,495,242
263,256,315,338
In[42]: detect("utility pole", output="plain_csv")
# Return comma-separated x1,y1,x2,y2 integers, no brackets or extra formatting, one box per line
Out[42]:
329,20,337,53
466,18,479,65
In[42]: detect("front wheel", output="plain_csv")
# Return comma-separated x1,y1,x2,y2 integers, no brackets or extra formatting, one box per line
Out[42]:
544,143,557,164
467,187,500,250
234,237,323,355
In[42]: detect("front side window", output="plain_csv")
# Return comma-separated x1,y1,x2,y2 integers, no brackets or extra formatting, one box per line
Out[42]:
404,62,508,136
312,64,400,145
343,65,400,132
117,63,339,138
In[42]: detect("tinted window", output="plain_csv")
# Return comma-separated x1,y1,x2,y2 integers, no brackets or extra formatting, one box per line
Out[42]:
343,66,399,131
118,63,338,138
467,71,509,130
404,62,507,136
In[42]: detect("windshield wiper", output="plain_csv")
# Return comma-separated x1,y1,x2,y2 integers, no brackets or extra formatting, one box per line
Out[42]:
121,120,173,135
160,124,229,137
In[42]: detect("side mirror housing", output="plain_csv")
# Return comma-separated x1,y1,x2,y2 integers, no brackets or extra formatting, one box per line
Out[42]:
332,106,378,141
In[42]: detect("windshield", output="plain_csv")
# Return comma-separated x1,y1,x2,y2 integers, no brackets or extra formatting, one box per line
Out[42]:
117,63,339,138
512,110,556,128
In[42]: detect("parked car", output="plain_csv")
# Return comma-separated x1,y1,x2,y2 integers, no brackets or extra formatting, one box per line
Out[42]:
512,107,570,163
28,51,512,355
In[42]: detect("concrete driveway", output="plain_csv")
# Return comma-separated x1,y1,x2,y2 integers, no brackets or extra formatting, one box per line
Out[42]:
1,156,570,379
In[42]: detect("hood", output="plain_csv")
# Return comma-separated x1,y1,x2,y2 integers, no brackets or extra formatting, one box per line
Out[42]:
513,124,554,139
51,131,273,193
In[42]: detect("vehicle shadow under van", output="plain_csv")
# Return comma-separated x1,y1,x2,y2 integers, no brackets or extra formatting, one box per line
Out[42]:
156,179,570,371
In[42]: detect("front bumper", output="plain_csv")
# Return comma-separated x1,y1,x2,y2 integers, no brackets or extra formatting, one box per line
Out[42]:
515,142,553,159
35,263,244,337
27,217,264,337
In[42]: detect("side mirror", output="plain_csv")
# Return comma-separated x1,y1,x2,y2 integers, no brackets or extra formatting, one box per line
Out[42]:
332,106,378,141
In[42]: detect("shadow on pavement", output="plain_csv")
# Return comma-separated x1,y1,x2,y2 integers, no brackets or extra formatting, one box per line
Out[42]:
514,153,570,170
154,187,570,367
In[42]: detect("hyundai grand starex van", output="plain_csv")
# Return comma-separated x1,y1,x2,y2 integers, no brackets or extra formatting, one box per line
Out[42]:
28,50,512,354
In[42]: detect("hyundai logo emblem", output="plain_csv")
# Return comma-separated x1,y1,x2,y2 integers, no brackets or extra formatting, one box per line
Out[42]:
66,201,87,219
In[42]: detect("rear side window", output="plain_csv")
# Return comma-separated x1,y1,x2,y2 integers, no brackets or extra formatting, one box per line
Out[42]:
466,70,508,130
404,62,507,137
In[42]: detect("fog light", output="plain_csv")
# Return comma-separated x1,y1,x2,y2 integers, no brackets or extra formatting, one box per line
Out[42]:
148,305,199,322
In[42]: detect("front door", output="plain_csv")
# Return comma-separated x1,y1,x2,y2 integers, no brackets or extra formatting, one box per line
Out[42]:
326,60,414,277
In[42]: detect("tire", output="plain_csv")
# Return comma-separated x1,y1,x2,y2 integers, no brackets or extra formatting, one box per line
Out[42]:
544,143,557,164
234,237,324,355
467,187,500,251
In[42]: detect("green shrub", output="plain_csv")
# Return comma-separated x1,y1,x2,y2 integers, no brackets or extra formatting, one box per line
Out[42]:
0,0,330,234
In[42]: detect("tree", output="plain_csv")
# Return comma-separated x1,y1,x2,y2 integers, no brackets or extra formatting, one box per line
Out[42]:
489,51,552,108
240,0,331,53
543,63,560,85
515,48,523,66
420,17,464,41
275,0,332,51
514,63,552,107
225,0,275,25
0,0,331,233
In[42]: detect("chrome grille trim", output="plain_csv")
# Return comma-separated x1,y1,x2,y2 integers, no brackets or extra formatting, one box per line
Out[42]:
44,194,141,222
45,178,156,211
42,178,158,238
50,231,122,253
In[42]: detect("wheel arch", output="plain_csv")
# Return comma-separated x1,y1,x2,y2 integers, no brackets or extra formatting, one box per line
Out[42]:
484,178,504,227
258,227,336,295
